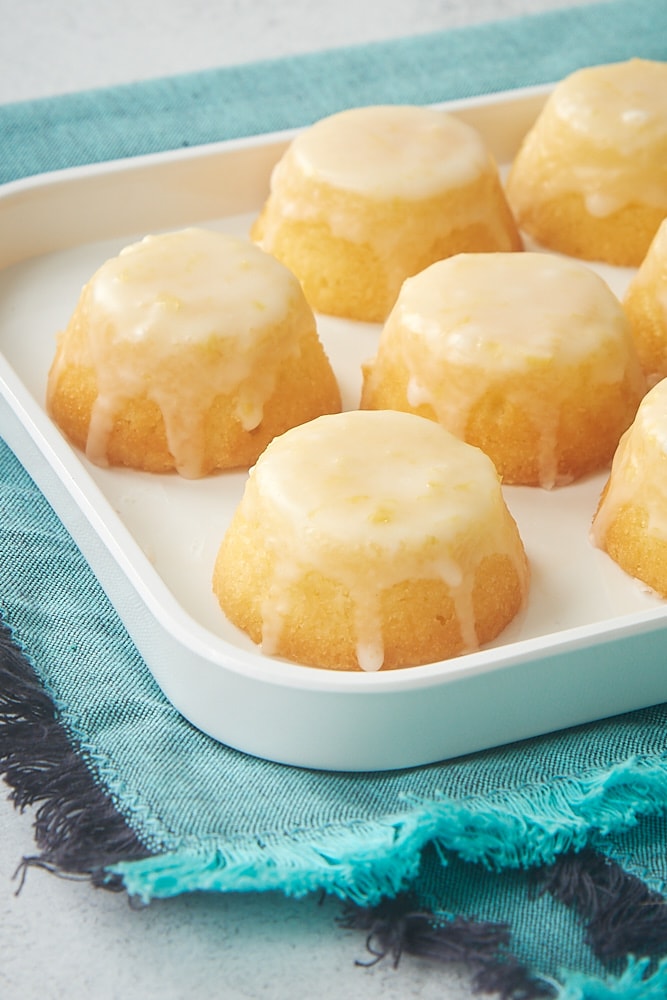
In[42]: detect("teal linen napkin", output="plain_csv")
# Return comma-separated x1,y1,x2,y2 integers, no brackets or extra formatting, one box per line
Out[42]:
4,1,667,995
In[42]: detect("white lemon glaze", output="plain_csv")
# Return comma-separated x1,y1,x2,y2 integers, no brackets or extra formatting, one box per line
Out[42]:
514,59,667,217
244,409,528,671
592,377,667,546
252,104,519,314
366,252,636,488
626,217,667,315
282,104,489,200
49,228,314,478
394,252,628,370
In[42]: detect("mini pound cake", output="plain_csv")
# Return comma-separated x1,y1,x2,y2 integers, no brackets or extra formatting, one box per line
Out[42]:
213,409,529,672
251,104,522,323
506,59,667,267
47,228,341,478
361,252,646,489
592,377,667,596
623,218,667,384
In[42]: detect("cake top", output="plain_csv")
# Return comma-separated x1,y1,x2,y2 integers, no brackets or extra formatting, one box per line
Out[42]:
552,59,667,153
252,409,506,552
89,227,304,344
283,104,490,198
392,251,632,373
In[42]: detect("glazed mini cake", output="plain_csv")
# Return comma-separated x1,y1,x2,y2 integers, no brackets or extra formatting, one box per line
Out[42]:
213,409,529,672
506,59,667,267
47,228,341,479
251,104,522,323
623,218,667,383
360,252,646,489
592,377,667,597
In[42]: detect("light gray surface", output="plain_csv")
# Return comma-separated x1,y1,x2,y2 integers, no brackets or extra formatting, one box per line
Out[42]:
0,2,603,998
0,801,479,1000
2,0,602,104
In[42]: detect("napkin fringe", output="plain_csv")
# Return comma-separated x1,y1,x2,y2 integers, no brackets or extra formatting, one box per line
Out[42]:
110,754,667,905
338,870,667,1000
339,893,555,1000
540,847,667,963
554,956,667,1000
0,621,150,888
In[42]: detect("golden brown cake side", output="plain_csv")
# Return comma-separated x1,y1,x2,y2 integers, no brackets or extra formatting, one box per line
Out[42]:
213,410,530,672
252,105,522,323
506,59,667,267
361,252,647,488
623,218,667,383
592,377,667,596
47,228,341,478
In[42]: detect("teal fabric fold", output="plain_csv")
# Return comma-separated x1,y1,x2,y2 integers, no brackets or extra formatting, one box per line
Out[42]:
3,1,667,995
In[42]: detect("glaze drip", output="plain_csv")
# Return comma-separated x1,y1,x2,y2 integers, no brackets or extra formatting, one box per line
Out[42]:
48,228,314,478
247,410,528,670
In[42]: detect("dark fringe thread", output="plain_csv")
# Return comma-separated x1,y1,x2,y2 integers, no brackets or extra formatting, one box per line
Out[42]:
339,893,555,1000
539,847,667,964
0,623,151,890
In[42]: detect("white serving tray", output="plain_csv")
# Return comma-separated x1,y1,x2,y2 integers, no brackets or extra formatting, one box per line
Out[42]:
2,85,667,772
